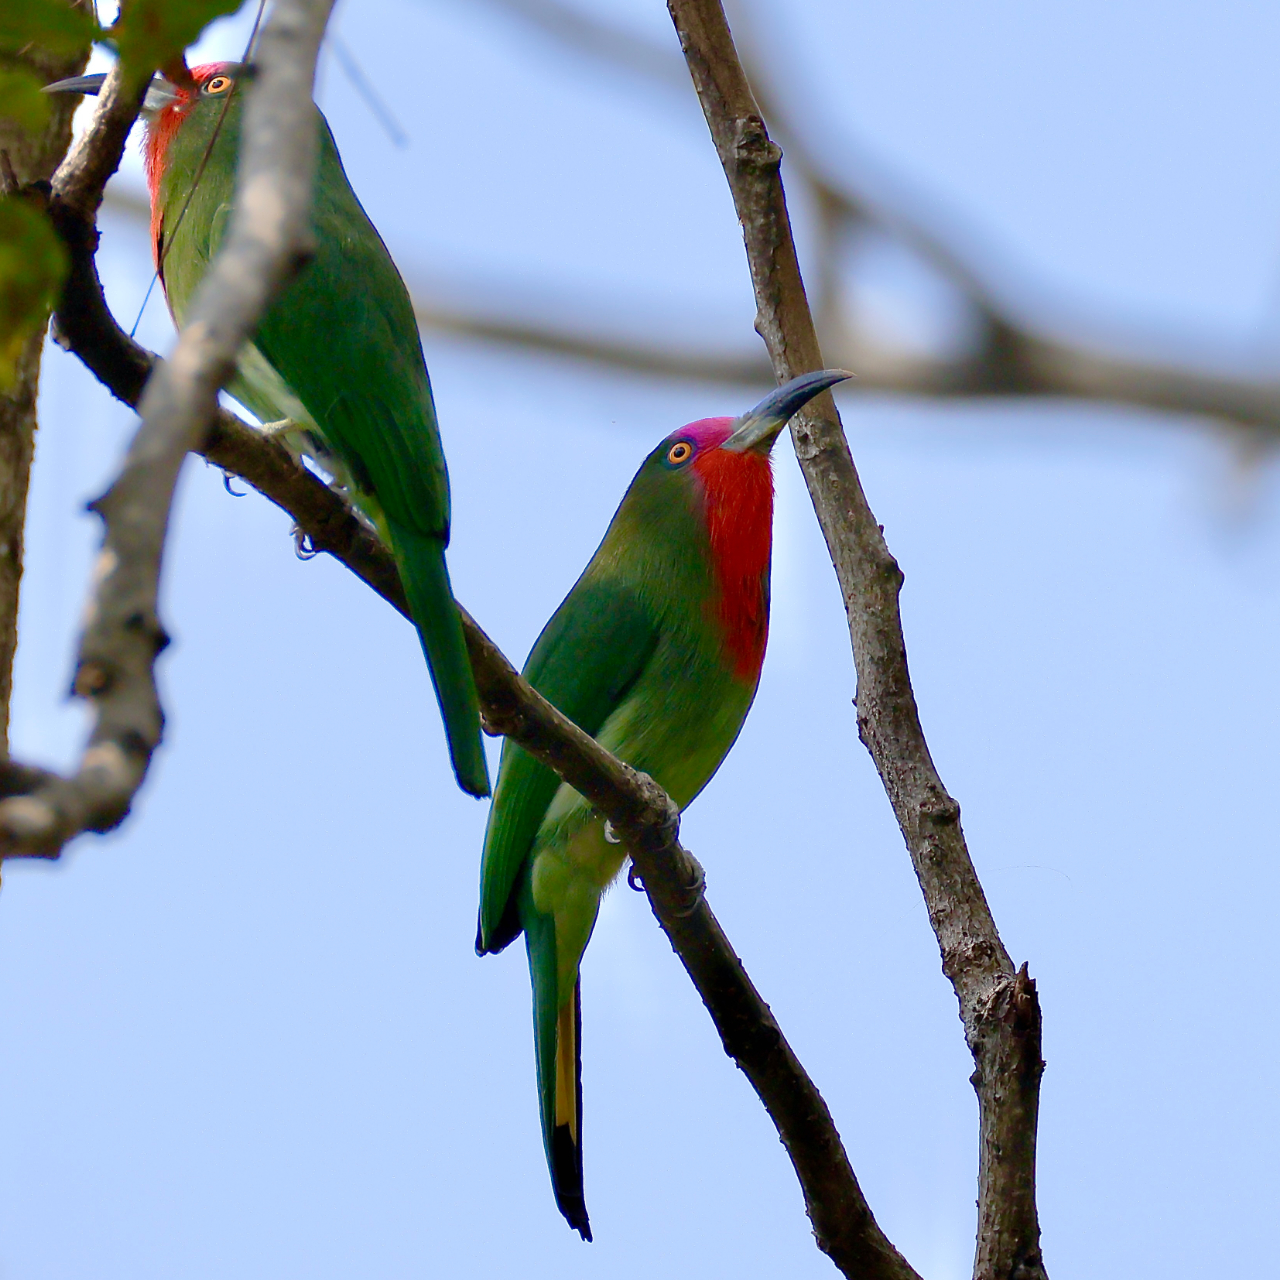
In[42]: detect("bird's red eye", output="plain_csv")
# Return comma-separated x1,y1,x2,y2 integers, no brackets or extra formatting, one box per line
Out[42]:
204,75,233,95
667,441,693,465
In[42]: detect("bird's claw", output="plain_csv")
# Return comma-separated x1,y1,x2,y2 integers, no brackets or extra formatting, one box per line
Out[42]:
627,863,644,892
293,526,319,560
670,858,706,918
222,470,246,497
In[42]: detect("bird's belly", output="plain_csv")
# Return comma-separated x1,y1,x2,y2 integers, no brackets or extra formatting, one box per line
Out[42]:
530,818,624,1001
526,651,756,1003
598,659,758,811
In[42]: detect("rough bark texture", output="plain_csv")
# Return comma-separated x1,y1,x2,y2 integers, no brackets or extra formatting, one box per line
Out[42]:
666,3,1048,1279
0,6,92,751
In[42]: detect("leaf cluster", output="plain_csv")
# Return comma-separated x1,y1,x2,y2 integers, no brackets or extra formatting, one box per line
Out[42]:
0,196,67,387
0,0,98,136
0,0,98,59
110,0,244,77
0,1,96,389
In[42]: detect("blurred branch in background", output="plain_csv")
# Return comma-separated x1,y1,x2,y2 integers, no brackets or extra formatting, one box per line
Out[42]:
99,0,1280,436
477,0,1280,437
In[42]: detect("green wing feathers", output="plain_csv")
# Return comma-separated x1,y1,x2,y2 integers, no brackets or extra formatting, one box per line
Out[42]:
388,519,488,797
477,579,659,952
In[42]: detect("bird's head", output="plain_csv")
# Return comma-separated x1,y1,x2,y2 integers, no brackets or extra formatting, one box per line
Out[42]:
612,369,851,679
45,62,245,196
44,61,245,120
640,367,853,500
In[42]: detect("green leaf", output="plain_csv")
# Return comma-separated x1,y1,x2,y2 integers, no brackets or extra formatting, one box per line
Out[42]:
0,198,68,390
0,68,52,134
0,0,99,56
112,0,243,75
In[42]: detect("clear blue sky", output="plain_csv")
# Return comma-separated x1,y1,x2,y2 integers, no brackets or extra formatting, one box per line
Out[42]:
2,2,1278,1277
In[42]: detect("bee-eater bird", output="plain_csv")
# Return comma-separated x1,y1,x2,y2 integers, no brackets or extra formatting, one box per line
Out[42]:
476,369,852,1239
47,63,490,797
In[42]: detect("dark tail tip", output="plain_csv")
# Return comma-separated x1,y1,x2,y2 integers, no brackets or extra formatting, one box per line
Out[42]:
552,1124,592,1241
457,759,491,799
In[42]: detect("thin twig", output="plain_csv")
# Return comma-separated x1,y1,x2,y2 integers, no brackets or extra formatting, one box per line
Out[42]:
666,3,1047,1279
0,0,336,858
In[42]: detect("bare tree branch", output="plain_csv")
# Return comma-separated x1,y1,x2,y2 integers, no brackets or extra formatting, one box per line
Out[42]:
0,0,336,857
666,3,1048,1280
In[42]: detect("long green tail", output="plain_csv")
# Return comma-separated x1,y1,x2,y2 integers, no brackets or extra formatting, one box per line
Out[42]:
523,890,591,1240
386,519,490,798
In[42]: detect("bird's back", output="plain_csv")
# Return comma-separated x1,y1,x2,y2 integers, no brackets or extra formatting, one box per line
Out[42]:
151,84,486,796
154,101,448,540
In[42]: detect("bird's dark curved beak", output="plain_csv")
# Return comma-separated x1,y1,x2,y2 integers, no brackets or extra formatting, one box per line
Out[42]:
43,73,108,97
44,71,180,115
724,368,854,453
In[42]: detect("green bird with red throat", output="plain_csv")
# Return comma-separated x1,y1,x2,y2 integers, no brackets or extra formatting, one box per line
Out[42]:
47,62,489,797
477,369,851,1238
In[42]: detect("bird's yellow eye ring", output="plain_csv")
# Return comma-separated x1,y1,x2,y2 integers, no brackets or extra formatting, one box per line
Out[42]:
667,441,693,465
204,75,233,95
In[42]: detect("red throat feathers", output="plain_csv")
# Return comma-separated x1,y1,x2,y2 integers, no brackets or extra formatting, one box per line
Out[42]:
142,62,228,272
688,420,775,682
